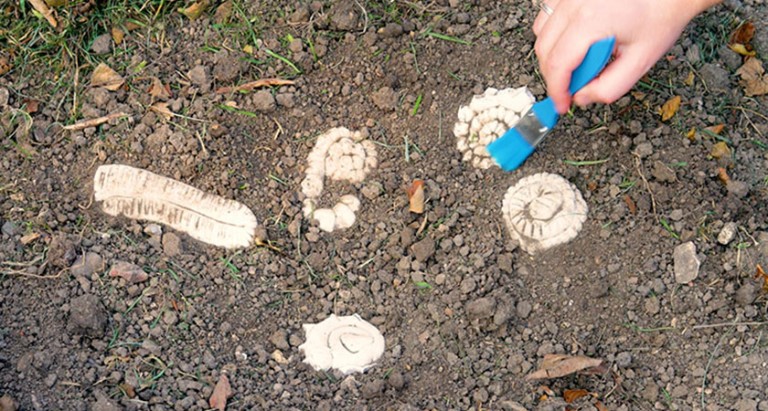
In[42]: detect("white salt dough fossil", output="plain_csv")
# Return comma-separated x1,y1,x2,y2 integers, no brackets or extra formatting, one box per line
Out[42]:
454,87,535,169
502,173,588,254
300,127,377,232
299,314,385,375
94,164,258,249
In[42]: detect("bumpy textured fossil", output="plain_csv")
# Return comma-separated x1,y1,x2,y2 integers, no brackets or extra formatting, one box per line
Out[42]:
502,173,588,254
299,314,385,375
454,87,535,169
94,164,258,248
301,127,377,232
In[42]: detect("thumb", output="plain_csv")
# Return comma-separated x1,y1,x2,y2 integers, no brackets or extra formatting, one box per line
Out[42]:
573,48,655,106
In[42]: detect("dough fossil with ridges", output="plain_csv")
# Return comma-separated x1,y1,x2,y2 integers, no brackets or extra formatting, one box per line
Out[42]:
94,164,258,249
502,173,587,254
454,87,535,169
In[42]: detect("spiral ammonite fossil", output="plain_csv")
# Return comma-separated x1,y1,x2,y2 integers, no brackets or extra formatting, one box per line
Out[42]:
300,127,377,232
502,173,588,254
454,87,535,169
299,314,385,375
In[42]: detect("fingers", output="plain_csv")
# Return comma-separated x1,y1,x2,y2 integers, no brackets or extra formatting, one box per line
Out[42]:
572,47,654,106
533,0,561,35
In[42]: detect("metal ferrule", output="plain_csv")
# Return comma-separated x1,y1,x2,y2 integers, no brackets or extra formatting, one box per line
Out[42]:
516,109,551,148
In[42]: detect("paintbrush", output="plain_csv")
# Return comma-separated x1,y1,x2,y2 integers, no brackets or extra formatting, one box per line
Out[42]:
487,37,616,171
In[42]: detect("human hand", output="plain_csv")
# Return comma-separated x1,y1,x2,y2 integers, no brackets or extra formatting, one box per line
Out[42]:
533,0,720,114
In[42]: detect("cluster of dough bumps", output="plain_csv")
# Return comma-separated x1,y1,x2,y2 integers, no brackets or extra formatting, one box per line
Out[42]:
301,127,377,232
454,87,534,169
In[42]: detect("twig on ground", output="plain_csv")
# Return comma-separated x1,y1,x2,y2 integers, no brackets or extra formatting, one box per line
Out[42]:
215,78,295,94
63,112,129,131
633,153,658,220
700,316,740,409
693,321,767,330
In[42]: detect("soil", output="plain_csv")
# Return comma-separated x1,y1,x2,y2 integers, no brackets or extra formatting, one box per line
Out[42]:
2,1,768,410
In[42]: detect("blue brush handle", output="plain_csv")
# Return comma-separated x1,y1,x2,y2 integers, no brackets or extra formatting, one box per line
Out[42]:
568,37,615,95
532,37,616,130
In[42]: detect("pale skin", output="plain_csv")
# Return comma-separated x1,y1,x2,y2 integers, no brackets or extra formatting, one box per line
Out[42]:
533,0,723,114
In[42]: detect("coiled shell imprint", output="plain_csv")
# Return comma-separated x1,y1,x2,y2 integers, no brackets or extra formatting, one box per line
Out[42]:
502,173,588,254
300,127,377,232
299,314,385,375
454,87,535,169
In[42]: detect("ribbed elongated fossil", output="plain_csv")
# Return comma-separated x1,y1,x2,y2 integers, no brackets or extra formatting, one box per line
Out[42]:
94,164,258,249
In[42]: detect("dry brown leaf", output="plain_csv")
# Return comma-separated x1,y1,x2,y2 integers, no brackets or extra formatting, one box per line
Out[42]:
29,0,58,27
243,45,254,55
20,232,41,245
595,400,609,411
563,389,590,403
631,91,646,101
525,354,604,380
147,77,171,100
407,179,425,214
717,167,730,185
124,21,141,31
214,0,233,24
686,127,696,141
180,0,210,20
111,27,125,45
45,0,68,6
659,96,681,121
91,63,125,91
0,55,11,76
623,195,636,215
704,124,725,135
118,383,136,398
710,142,730,159
729,21,755,50
684,71,695,86
209,374,232,411
736,58,768,96
755,264,768,292
23,99,39,114
729,43,756,57
149,102,173,120
215,78,296,94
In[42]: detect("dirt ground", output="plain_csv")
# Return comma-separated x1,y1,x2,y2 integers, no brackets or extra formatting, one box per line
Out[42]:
2,0,768,410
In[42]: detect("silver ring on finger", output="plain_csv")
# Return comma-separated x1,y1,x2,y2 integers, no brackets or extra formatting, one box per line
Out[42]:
539,2,554,15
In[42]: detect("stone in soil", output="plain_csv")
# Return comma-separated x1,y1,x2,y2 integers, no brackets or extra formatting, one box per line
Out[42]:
91,390,121,411
109,261,149,284
251,90,276,112
466,297,496,320
187,65,211,92
47,233,79,269
0,395,17,411
162,232,182,257
735,282,757,306
371,87,398,111
90,34,112,55
329,0,359,31
213,50,244,83
698,63,731,93
673,241,699,284
651,161,676,183
411,237,435,262
68,294,108,336
717,222,738,245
